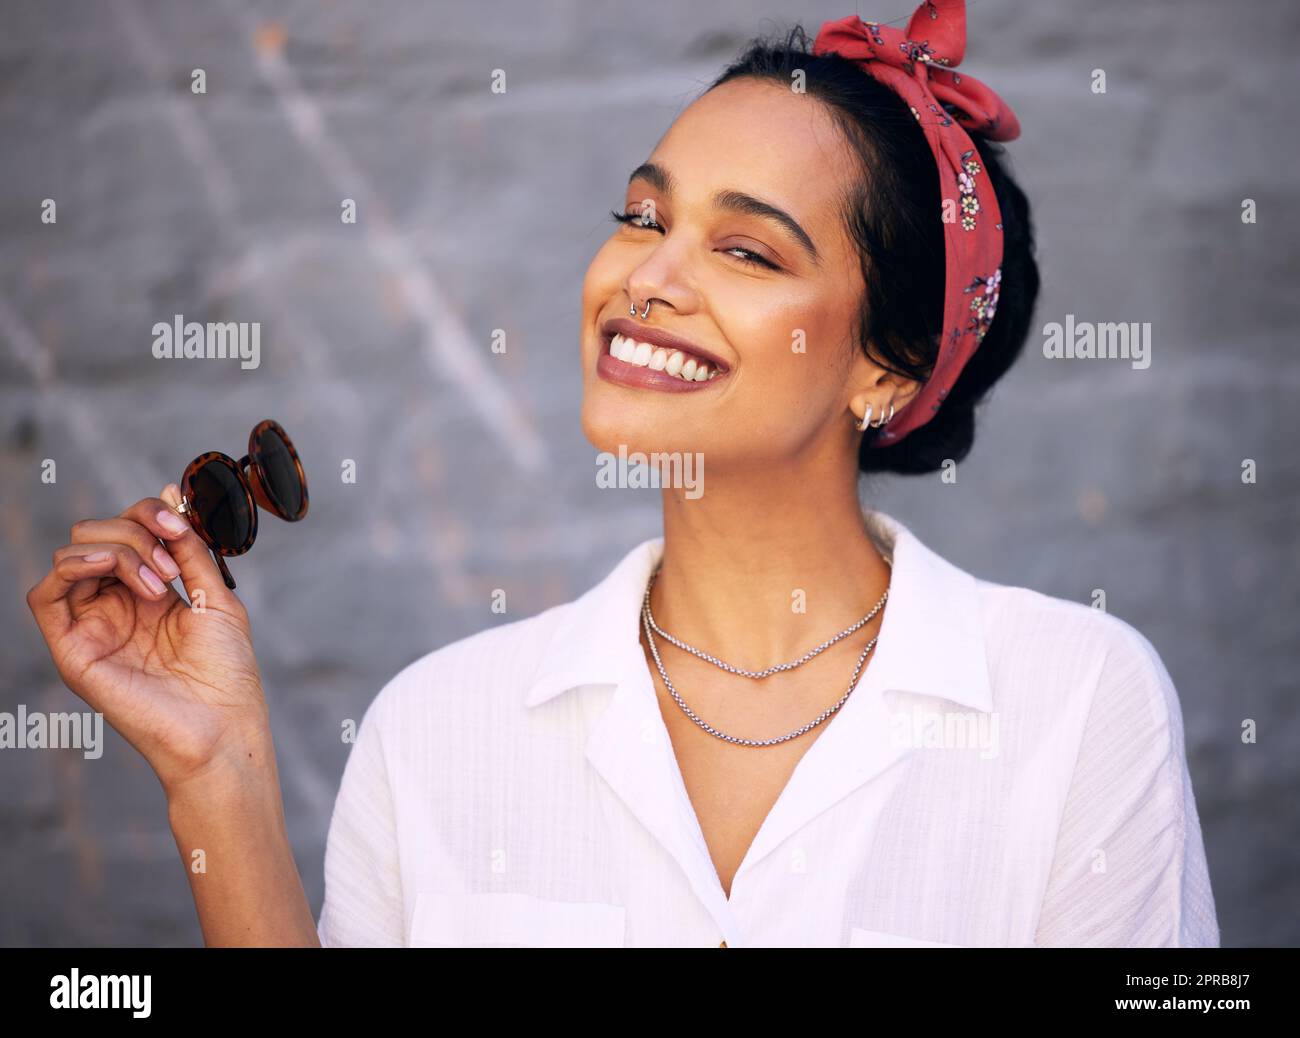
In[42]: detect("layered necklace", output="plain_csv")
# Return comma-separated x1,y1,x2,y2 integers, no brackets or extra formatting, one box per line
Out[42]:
640,560,891,747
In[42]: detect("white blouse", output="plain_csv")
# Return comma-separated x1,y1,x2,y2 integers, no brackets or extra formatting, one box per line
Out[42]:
315,508,1219,947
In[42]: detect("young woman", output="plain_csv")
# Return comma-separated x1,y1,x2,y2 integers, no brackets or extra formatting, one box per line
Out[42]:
26,3,1219,947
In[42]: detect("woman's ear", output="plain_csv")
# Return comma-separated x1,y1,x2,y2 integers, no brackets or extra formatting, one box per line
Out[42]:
846,347,922,425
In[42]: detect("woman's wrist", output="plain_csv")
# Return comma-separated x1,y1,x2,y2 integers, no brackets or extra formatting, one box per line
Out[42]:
163,727,318,947
163,722,281,816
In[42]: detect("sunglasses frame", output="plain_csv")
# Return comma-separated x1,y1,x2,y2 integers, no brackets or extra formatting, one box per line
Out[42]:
176,419,309,590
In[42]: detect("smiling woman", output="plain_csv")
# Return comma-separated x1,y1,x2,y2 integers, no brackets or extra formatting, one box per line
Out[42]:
314,4,1214,947
581,26,1036,476
25,1,1219,951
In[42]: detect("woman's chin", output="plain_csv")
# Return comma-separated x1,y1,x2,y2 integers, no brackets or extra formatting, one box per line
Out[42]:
581,403,675,458
581,413,646,456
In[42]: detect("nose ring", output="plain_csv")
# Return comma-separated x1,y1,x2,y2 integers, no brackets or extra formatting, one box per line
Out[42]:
629,298,653,319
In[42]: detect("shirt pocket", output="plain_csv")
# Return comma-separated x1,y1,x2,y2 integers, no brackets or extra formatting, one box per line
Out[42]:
410,890,627,948
848,926,965,948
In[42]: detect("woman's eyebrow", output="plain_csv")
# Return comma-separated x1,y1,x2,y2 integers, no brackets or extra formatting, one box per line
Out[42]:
627,161,821,266
712,189,820,266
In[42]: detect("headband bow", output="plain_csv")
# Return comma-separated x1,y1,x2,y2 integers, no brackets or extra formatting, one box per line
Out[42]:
812,0,1021,447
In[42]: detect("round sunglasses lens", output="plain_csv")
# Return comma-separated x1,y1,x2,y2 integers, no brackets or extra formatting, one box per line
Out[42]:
255,425,303,517
190,461,252,550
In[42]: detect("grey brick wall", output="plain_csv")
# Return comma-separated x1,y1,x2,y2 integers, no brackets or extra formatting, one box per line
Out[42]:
1,0,1296,945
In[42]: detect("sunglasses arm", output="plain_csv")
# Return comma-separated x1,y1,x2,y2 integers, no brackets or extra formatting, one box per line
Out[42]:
176,493,239,590
213,552,238,591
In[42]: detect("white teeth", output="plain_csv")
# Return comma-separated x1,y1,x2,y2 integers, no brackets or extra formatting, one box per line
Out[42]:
609,334,723,382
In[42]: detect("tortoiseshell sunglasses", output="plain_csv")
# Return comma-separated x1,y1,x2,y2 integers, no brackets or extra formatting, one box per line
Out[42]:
175,419,309,590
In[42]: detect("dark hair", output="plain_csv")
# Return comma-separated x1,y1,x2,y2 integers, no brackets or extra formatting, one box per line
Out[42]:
708,25,1039,475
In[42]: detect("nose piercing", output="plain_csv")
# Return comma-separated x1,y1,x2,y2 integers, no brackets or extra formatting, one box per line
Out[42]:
629,298,652,319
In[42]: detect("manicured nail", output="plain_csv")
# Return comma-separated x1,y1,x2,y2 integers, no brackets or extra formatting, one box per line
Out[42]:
139,564,167,594
157,510,187,534
152,545,180,579
83,551,112,562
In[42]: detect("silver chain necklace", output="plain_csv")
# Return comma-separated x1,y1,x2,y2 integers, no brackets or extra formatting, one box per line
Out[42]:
643,560,891,678
640,564,891,747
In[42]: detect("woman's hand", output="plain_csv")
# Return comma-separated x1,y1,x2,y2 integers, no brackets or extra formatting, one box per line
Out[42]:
26,483,269,797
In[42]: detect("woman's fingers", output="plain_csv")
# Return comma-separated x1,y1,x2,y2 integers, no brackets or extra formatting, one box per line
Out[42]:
69,515,180,587
26,550,117,642
52,542,173,601
119,487,239,612
66,560,110,610
27,485,245,651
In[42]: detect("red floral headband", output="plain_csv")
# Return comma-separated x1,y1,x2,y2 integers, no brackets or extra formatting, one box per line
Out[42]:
812,0,1021,446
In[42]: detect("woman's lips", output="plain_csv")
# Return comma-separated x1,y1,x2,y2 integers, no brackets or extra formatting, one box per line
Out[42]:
596,332,729,393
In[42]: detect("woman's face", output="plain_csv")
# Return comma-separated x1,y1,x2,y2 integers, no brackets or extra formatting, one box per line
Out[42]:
580,76,903,473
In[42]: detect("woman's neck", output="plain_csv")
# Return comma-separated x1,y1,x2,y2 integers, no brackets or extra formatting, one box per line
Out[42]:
650,457,891,669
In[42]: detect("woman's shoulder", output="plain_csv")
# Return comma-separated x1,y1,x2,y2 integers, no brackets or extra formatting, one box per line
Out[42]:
371,599,573,713
977,572,1164,645
875,511,1176,705
976,576,1166,661
972,574,1183,737
355,540,661,739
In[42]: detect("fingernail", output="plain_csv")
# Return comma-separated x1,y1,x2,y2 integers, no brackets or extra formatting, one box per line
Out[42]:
157,510,187,535
139,564,167,594
152,545,180,579
84,551,112,562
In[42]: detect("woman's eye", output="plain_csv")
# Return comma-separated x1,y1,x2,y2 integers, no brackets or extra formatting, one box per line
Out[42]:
610,208,662,232
610,209,780,272
723,246,780,271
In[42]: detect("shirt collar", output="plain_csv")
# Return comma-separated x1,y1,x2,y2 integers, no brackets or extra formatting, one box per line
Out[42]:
523,508,993,714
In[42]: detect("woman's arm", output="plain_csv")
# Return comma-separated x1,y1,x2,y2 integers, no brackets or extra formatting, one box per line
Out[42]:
166,732,321,947
25,485,322,947
316,689,406,947
1034,622,1220,947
